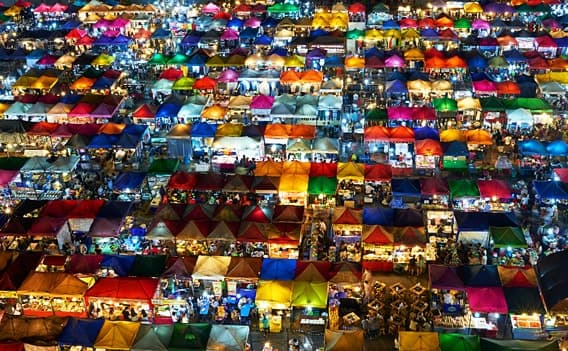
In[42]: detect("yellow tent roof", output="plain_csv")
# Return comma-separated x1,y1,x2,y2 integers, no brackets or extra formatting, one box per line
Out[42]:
431,79,453,91
31,76,58,90
192,256,231,280
255,160,283,177
284,55,306,67
535,72,568,85
0,103,11,114
325,330,364,351
91,53,115,66
4,5,22,16
312,17,329,28
201,104,228,120
337,162,364,181
402,29,421,40
94,321,140,351
282,160,311,175
256,280,293,309
345,56,365,69
404,48,424,60
457,97,481,110
464,2,483,13
279,174,309,193
291,281,328,308
399,331,440,351
384,29,401,39
12,76,37,89
365,29,383,40
407,79,431,92
227,96,252,109
206,55,226,67
440,128,466,142
216,123,244,137
17,272,88,297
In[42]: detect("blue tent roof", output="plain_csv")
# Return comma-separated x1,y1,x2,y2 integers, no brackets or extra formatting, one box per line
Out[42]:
460,264,501,287
393,208,423,227
192,122,217,137
414,126,439,141
59,318,104,347
94,35,113,46
101,254,135,276
261,17,279,28
227,18,244,28
534,181,568,200
455,211,518,231
112,34,131,46
391,178,421,196
386,71,407,82
98,201,132,218
365,47,384,59
547,140,568,156
156,103,183,119
60,94,82,104
443,141,469,157
468,55,488,70
386,79,407,93
382,19,400,29
519,139,547,156
187,53,207,66
324,55,344,68
240,27,259,39
123,124,148,136
113,172,146,191
310,29,330,38
115,133,141,149
62,20,81,29
269,47,288,56
420,28,438,39
504,49,528,63
407,71,430,81
518,80,538,98
87,134,117,149
254,34,273,45
92,77,115,90
554,37,568,48
363,207,394,226
260,258,297,280
152,28,171,39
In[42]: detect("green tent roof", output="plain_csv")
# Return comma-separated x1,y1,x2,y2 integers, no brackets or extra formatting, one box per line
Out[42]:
480,338,559,351
168,323,211,351
439,333,480,351
172,77,196,90
372,3,389,12
365,108,387,121
490,226,527,248
480,97,506,112
443,158,467,170
453,18,472,29
503,98,552,113
147,158,180,174
449,179,480,198
308,176,337,195
148,53,169,65
433,97,458,112
128,255,167,277
167,53,189,65
346,29,365,39
268,3,299,13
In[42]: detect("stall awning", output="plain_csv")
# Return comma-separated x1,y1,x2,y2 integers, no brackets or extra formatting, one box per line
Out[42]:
364,164,392,182
536,250,568,312
363,208,394,226
260,258,296,280
226,257,262,280
461,264,501,286
291,281,328,308
466,287,508,314
337,162,364,181
399,332,440,351
325,329,364,351
206,325,250,351
279,174,308,193
85,277,159,302
58,318,104,348
504,287,546,315
439,334,480,351
490,226,527,248
429,265,465,291
498,266,537,288
191,256,230,280
94,321,140,351
477,179,512,200
479,339,560,351
449,179,480,198
362,225,394,245
255,280,292,309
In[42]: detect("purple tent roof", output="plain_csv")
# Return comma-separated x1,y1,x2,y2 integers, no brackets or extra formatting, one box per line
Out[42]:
384,54,405,68
429,264,465,290
218,69,239,82
90,103,116,118
220,28,239,40
483,2,514,14
94,35,114,45
306,48,327,59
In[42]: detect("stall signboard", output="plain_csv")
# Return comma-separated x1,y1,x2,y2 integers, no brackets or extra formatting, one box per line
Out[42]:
212,281,223,296
227,281,237,296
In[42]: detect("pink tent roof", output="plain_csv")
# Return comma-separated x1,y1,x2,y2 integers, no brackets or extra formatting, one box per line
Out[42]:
412,106,436,120
244,17,261,28
89,217,123,237
384,55,406,68
0,170,17,187
218,69,239,82
250,95,274,109
50,3,67,12
33,3,51,12
202,2,220,14
472,18,490,30
466,287,508,313
36,54,59,66
103,29,120,38
473,79,497,93
110,17,130,28
387,106,413,120
68,102,96,117
221,28,240,40
93,19,112,29
477,179,512,200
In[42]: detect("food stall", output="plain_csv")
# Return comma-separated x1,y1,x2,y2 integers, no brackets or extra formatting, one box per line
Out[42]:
278,162,309,206
361,224,395,272
17,272,88,317
191,256,231,298
363,164,392,206
225,257,261,307
420,178,450,209
449,179,480,211
266,223,302,259
255,280,293,333
85,277,159,321
332,207,362,262
336,162,365,208
429,264,468,333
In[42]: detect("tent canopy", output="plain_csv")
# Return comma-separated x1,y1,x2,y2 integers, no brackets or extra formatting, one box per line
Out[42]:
325,329,364,351
206,325,249,351
399,332,440,351
260,258,296,280
479,338,559,351
255,280,293,309
192,256,231,280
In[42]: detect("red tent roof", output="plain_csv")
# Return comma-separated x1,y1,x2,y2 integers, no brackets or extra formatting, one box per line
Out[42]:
85,277,159,301
333,207,362,225
420,178,449,195
193,77,217,90
555,168,568,183
27,122,59,136
238,222,267,242
415,139,443,156
477,179,512,199
412,106,436,120
194,172,225,191
390,126,415,142
132,104,157,119
348,2,365,13
68,200,105,218
66,254,104,274
295,261,332,280
167,172,198,190
363,225,394,244
40,200,78,218
310,162,338,177
242,206,272,223
27,217,66,236
364,164,392,181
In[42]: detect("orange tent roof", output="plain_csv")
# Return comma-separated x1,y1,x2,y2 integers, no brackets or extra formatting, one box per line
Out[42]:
290,124,316,139
282,160,311,175
497,35,518,47
193,76,217,90
300,70,324,83
440,128,466,142
364,126,390,141
466,129,493,145
445,55,467,68
415,139,443,156
98,122,125,135
548,57,568,70
70,77,96,90
495,81,521,95
345,56,365,69
436,16,454,28
255,160,283,177
280,70,301,83
265,123,292,138
425,56,446,69
201,104,227,119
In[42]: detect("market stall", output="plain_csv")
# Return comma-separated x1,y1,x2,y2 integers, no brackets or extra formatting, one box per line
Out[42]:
429,265,468,333
255,280,293,333
191,255,231,298
17,271,88,317
332,207,362,262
